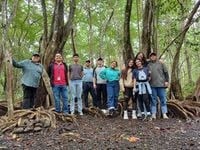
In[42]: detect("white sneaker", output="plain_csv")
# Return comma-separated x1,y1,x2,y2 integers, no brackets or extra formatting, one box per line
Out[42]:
79,111,83,116
152,114,156,120
123,111,128,119
163,113,168,119
132,110,137,119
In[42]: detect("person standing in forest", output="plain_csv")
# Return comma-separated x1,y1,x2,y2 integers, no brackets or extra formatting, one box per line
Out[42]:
147,52,169,119
12,52,43,109
82,60,97,108
69,53,84,115
120,59,137,119
48,53,69,115
133,59,152,120
93,57,107,109
100,61,120,116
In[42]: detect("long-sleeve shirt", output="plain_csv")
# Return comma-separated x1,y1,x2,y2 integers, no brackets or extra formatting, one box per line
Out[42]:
82,67,93,82
147,60,169,87
99,67,120,82
12,59,43,88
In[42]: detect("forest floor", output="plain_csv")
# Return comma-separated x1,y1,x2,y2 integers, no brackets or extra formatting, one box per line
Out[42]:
0,114,200,150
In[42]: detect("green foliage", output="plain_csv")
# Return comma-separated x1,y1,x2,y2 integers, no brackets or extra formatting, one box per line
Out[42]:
182,82,195,98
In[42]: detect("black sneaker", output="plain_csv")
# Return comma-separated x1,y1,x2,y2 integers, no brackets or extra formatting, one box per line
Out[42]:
109,109,115,116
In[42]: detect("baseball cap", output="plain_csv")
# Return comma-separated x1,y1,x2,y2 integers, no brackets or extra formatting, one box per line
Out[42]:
32,52,40,56
149,52,157,57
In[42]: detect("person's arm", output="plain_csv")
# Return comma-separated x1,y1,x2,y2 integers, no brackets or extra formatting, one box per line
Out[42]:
162,64,169,87
99,68,107,80
80,65,84,78
12,59,27,68
64,63,69,85
68,65,71,80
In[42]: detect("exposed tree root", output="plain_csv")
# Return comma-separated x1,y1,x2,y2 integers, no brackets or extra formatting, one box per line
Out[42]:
83,107,106,118
0,107,77,134
167,100,200,120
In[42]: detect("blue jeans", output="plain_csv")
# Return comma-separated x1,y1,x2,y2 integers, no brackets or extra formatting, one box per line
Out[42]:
52,85,68,114
83,82,97,107
107,81,119,110
151,87,168,114
70,80,83,113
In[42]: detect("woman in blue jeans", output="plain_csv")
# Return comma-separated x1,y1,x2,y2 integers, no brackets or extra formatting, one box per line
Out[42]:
99,61,120,115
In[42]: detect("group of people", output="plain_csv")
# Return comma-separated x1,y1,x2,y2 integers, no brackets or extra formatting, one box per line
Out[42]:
13,51,169,120
120,52,169,120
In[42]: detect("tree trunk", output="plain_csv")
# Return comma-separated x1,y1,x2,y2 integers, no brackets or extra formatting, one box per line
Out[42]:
141,0,153,57
1,0,19,118
193,76,200,101
123,0,134,62
35,0,76,107
170,0,200,100
136,0,141,50
71,28,76,54
184,48,192,83
151,0,158,54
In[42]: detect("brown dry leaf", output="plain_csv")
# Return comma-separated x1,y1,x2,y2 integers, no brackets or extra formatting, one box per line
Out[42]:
127,136,140,143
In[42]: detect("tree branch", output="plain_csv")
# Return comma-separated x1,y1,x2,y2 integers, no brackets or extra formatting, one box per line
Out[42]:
159,0,200,59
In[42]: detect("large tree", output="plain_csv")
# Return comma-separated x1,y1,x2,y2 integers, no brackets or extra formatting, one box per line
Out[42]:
35,0,76,107
123,0,134,62
169,0,200,100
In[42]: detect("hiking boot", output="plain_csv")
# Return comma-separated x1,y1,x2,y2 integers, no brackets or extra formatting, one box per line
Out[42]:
123,111,128,119
152,114,156,120
163,113,168,119
132,110,137,119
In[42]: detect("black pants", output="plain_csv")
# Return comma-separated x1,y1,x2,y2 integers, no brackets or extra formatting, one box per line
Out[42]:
124,87,136,110
22,84,37,109
138,94,151,113
96,84,107,109
83,82,97,107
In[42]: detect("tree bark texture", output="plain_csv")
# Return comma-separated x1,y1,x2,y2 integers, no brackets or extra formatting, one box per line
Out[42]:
193,76,200,101
1,0,19,118
170,0,200,100
141,0,153,57
123,0,134,62
36,0,76,107
184,48,192,83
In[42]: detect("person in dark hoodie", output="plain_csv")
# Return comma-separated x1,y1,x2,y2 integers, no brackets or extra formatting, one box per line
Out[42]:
48,53,69,115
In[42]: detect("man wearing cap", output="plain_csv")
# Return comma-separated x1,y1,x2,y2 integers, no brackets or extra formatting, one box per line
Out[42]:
147,52,169,119
93,57,107,109
12,52,43,109
82,60,97,108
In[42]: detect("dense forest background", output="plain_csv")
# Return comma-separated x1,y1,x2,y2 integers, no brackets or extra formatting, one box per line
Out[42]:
0,0,200,106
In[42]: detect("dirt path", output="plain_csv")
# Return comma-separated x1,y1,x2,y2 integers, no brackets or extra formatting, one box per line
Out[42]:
0,115,199,150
